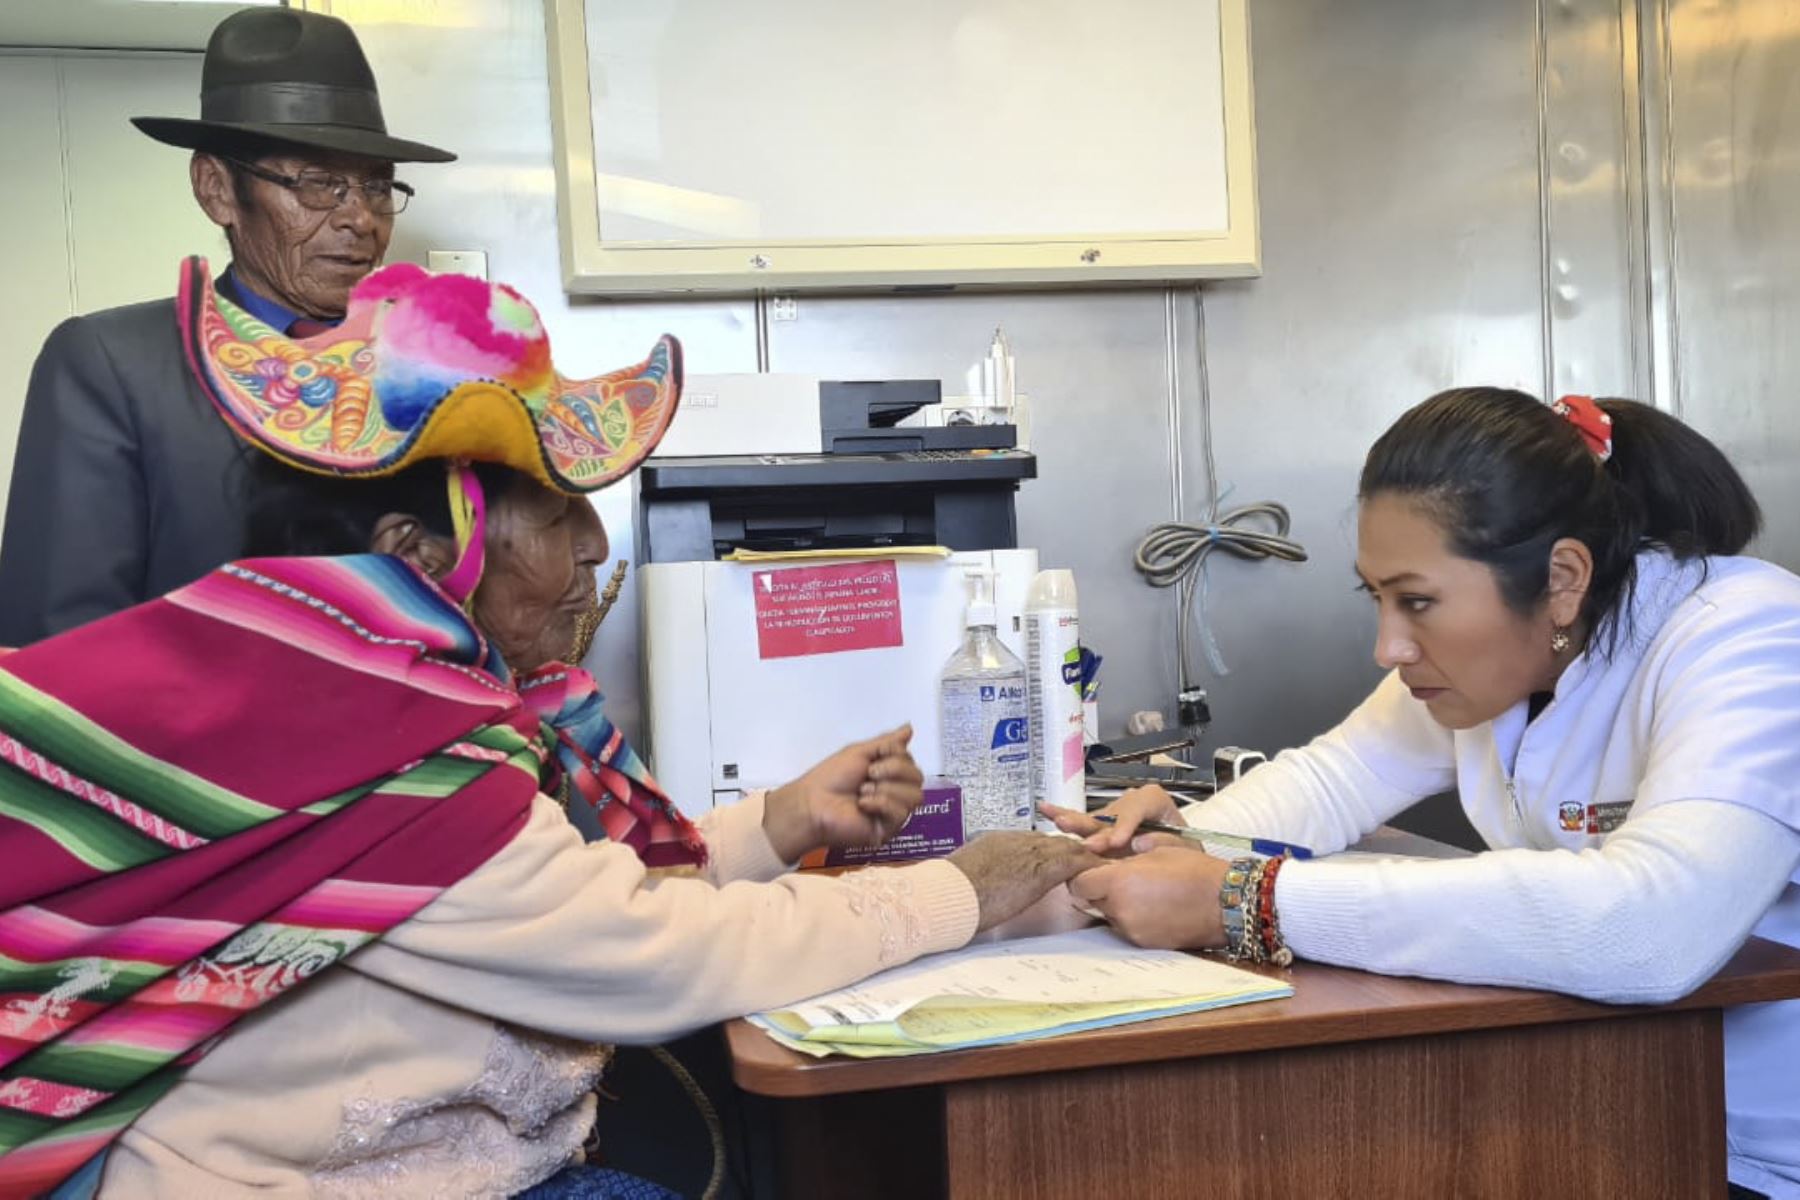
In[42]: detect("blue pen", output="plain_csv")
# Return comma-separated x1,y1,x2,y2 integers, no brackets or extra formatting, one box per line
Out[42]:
1091,813,1315,860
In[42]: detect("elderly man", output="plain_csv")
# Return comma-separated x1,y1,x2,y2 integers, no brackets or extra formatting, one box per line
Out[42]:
0,7,452,645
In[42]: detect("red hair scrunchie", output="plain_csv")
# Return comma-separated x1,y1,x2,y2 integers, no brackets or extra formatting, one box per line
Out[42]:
1553,394,1614,462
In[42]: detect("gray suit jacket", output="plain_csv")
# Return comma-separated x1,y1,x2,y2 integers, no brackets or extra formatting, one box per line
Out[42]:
0,290,251,645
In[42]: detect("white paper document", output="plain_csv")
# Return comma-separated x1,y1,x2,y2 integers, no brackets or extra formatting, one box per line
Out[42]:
784,925,1283,1028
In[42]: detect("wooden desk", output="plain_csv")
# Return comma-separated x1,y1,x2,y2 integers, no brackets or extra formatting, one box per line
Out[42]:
727,935,1800,1198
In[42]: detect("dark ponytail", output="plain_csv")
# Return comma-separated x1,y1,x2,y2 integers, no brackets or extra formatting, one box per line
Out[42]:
1357,387,1760,654
1601,398,1761,558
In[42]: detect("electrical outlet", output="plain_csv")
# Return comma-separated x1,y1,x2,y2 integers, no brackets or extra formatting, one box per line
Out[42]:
771,295,798,321
427,250,488,280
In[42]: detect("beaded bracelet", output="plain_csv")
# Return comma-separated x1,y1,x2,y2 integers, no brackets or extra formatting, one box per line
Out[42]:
1258,855,1295,967
1216,854,1294,967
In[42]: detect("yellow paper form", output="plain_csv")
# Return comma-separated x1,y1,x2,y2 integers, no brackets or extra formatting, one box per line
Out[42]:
751,926,1291,1058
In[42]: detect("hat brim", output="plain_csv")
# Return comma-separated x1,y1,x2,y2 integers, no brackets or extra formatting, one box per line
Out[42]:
176,256,681,496
132,116,455,164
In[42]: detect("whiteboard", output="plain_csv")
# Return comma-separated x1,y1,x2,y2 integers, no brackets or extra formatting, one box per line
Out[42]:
546,0,1259,293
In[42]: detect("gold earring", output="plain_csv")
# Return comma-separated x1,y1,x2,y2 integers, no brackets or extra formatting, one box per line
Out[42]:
1550,628,1572,654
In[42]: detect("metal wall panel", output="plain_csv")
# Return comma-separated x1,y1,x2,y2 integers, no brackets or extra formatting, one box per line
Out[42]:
1660,0,1800,567
1541,0,1653,401
1180,0,1550,750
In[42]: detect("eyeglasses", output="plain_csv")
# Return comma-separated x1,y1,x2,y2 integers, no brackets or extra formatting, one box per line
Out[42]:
225,158,415,215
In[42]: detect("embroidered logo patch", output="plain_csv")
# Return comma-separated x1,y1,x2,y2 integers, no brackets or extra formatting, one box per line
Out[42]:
1559,800,1634,834
1585,800,1633,834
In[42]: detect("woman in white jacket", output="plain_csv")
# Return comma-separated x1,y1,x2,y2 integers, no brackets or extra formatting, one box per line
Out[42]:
1051,388,1800,1200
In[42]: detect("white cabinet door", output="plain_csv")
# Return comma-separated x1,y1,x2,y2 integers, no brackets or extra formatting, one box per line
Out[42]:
0,56,73,533
61,53,223,313
0,50,216,530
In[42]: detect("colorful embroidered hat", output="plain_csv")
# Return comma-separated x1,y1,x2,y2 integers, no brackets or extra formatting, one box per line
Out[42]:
176,255,681,495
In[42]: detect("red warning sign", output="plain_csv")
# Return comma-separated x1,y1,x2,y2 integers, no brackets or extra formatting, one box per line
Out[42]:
753,560,904,660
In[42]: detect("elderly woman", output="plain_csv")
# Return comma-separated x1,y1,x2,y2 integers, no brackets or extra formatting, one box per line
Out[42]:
0,260,1094,1198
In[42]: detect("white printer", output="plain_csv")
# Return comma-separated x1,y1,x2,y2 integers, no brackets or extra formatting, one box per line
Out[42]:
637,374,1038,816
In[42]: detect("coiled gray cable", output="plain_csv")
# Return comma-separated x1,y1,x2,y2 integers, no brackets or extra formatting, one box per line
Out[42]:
1133,502,1308,685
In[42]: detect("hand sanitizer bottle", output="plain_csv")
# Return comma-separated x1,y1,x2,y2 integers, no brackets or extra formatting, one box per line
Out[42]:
939,568,1031,838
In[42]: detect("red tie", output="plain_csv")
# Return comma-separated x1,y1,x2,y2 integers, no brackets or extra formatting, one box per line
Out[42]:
286,317,337,339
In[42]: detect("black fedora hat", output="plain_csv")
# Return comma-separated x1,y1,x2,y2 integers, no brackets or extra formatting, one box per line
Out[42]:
131,8,454,165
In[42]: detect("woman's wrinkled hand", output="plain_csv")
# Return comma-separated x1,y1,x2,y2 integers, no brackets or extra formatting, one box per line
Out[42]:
1040,784,1183,854
763,725,924,862
947,832,1106,932
1067,844,1231,950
